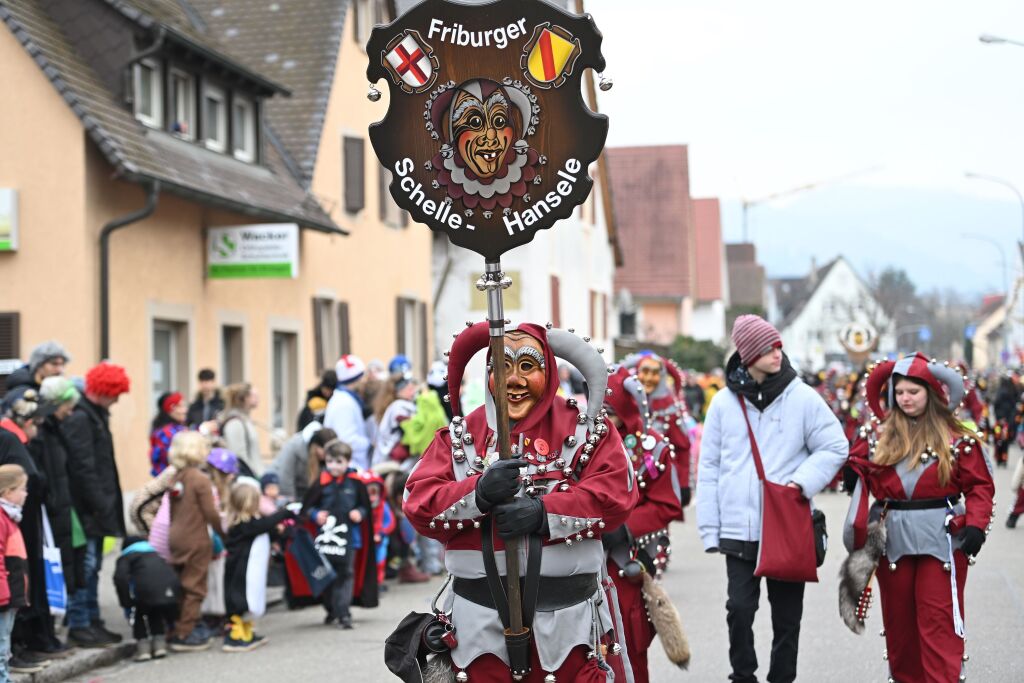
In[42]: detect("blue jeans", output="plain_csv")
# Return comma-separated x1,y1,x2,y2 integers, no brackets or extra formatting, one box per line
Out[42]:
67,537,102,629
0,608,16,682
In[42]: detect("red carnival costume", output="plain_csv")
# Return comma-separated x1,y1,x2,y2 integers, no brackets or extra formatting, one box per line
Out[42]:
621,352,692,512
404,323,636,682
843,353,995,683
603,367,685,683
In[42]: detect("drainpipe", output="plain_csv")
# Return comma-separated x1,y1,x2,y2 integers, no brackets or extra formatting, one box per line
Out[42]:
100,180,160,360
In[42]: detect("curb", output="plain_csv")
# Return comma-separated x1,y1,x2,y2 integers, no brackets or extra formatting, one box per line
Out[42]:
13,642,134,683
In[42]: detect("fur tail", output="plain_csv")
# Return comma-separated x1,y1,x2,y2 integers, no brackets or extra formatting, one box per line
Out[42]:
838,521,886,634
642,572,691,670
422,652,455,683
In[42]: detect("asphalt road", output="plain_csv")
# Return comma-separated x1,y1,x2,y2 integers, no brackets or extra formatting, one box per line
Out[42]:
71,456,1024,682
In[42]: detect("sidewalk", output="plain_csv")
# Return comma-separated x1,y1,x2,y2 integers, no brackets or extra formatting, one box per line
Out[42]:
12,548,132,683
11,549,284,683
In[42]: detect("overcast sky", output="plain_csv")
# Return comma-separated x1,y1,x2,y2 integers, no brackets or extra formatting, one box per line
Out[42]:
588,0,1024,295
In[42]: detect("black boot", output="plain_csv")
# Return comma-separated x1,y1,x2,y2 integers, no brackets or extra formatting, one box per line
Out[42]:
1007,513,1020,529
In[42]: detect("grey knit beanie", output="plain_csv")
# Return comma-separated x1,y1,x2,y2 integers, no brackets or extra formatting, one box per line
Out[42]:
28,340,71,373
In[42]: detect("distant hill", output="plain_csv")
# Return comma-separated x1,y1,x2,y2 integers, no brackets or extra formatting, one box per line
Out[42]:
719,185,1019,296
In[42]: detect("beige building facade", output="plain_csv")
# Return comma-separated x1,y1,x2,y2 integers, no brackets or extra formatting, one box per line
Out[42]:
0,0,432,489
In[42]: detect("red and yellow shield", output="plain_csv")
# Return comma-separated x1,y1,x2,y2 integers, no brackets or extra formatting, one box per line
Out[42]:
522,24,581,88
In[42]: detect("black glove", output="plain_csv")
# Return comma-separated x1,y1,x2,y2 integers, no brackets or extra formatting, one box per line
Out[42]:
842,465,859,495
493,497,546,539
600,524,632,551
475,459,526,512
959,525,986,556
680,486,692,508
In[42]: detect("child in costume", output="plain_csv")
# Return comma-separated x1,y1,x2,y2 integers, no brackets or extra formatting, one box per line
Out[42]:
302,440,374,629
222,481,293,652
0,465,29,683
167,432,223,652
113,536,180,662
354,471,395,586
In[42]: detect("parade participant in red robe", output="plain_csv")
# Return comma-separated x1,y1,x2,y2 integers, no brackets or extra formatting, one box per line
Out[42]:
404,323,636,682
624,352,692,511
843,353,995,683
603,367,685,682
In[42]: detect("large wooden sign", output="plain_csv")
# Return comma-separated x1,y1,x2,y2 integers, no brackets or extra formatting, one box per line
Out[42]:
367,0,608,260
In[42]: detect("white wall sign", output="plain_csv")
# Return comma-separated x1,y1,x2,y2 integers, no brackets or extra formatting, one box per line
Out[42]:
207,223,299,279
0,189,18,251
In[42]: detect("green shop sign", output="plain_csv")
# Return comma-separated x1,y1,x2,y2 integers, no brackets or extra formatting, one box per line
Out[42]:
207,224,299,279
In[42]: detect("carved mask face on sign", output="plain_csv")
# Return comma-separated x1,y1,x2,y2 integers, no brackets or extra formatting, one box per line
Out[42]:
489,330,547,422
451,87,517,179
636,357,662,395
366,0,609,259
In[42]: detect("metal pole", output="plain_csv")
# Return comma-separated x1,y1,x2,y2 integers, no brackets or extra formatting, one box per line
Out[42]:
962,233,1010,360
483,259,524,636
965,172,1024,360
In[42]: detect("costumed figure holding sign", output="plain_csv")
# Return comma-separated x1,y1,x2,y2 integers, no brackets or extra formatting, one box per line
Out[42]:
402,323,635,681
841,353,995,683
366,2,625,679
603,366,690,681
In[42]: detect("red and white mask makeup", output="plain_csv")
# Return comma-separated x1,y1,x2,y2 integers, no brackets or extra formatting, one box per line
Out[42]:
489,330,547,422
636,357,663,396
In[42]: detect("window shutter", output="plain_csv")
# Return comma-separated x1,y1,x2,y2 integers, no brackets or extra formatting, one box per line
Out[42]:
343,136,365,214
395,298,406,354
379,164,387,222
338,302,351,356
550,276,561,329
601,294,608,339
417,301,428,376
312,298,325,373
589,291,597,339
0,313,22,397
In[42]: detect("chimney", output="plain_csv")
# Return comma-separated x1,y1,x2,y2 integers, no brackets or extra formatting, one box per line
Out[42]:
808,256,818,286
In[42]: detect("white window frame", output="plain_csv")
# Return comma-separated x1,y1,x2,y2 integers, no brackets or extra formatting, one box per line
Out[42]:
133,58,163,128
232,95,257,162
168,67,195,140
202,83,227,152
354,0,372,47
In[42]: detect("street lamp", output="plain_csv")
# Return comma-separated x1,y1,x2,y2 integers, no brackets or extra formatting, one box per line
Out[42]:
961,233,1010,360
979,33,1024,48
961,233,1008,295
965,172,1024,364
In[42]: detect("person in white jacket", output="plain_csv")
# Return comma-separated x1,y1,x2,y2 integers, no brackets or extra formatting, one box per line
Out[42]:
323,355,371,470
697,315,847,683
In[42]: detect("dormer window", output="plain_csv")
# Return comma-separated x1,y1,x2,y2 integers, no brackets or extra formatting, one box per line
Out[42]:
129,53,264,164
168,69,195,139
202,83,227,152
133,59,162,128
232,96,256,162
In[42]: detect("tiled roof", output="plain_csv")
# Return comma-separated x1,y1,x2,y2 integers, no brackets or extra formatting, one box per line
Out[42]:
770,257,839,328
607,145,695,300
0,0,338,232
190,0,351,185
693,198,723,302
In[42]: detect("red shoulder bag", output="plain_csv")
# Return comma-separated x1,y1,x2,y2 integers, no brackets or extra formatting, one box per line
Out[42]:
739,396,818,583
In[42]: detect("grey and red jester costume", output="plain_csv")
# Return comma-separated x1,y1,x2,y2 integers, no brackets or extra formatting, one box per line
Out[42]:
843,353,995,683
404,323,636,682
621,352,692,513
603,366,687,682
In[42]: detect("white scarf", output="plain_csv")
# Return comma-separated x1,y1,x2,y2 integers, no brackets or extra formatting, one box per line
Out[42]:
0,499,23,523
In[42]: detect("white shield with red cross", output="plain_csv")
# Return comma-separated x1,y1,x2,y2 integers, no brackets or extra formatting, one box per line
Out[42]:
382,31,437,93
